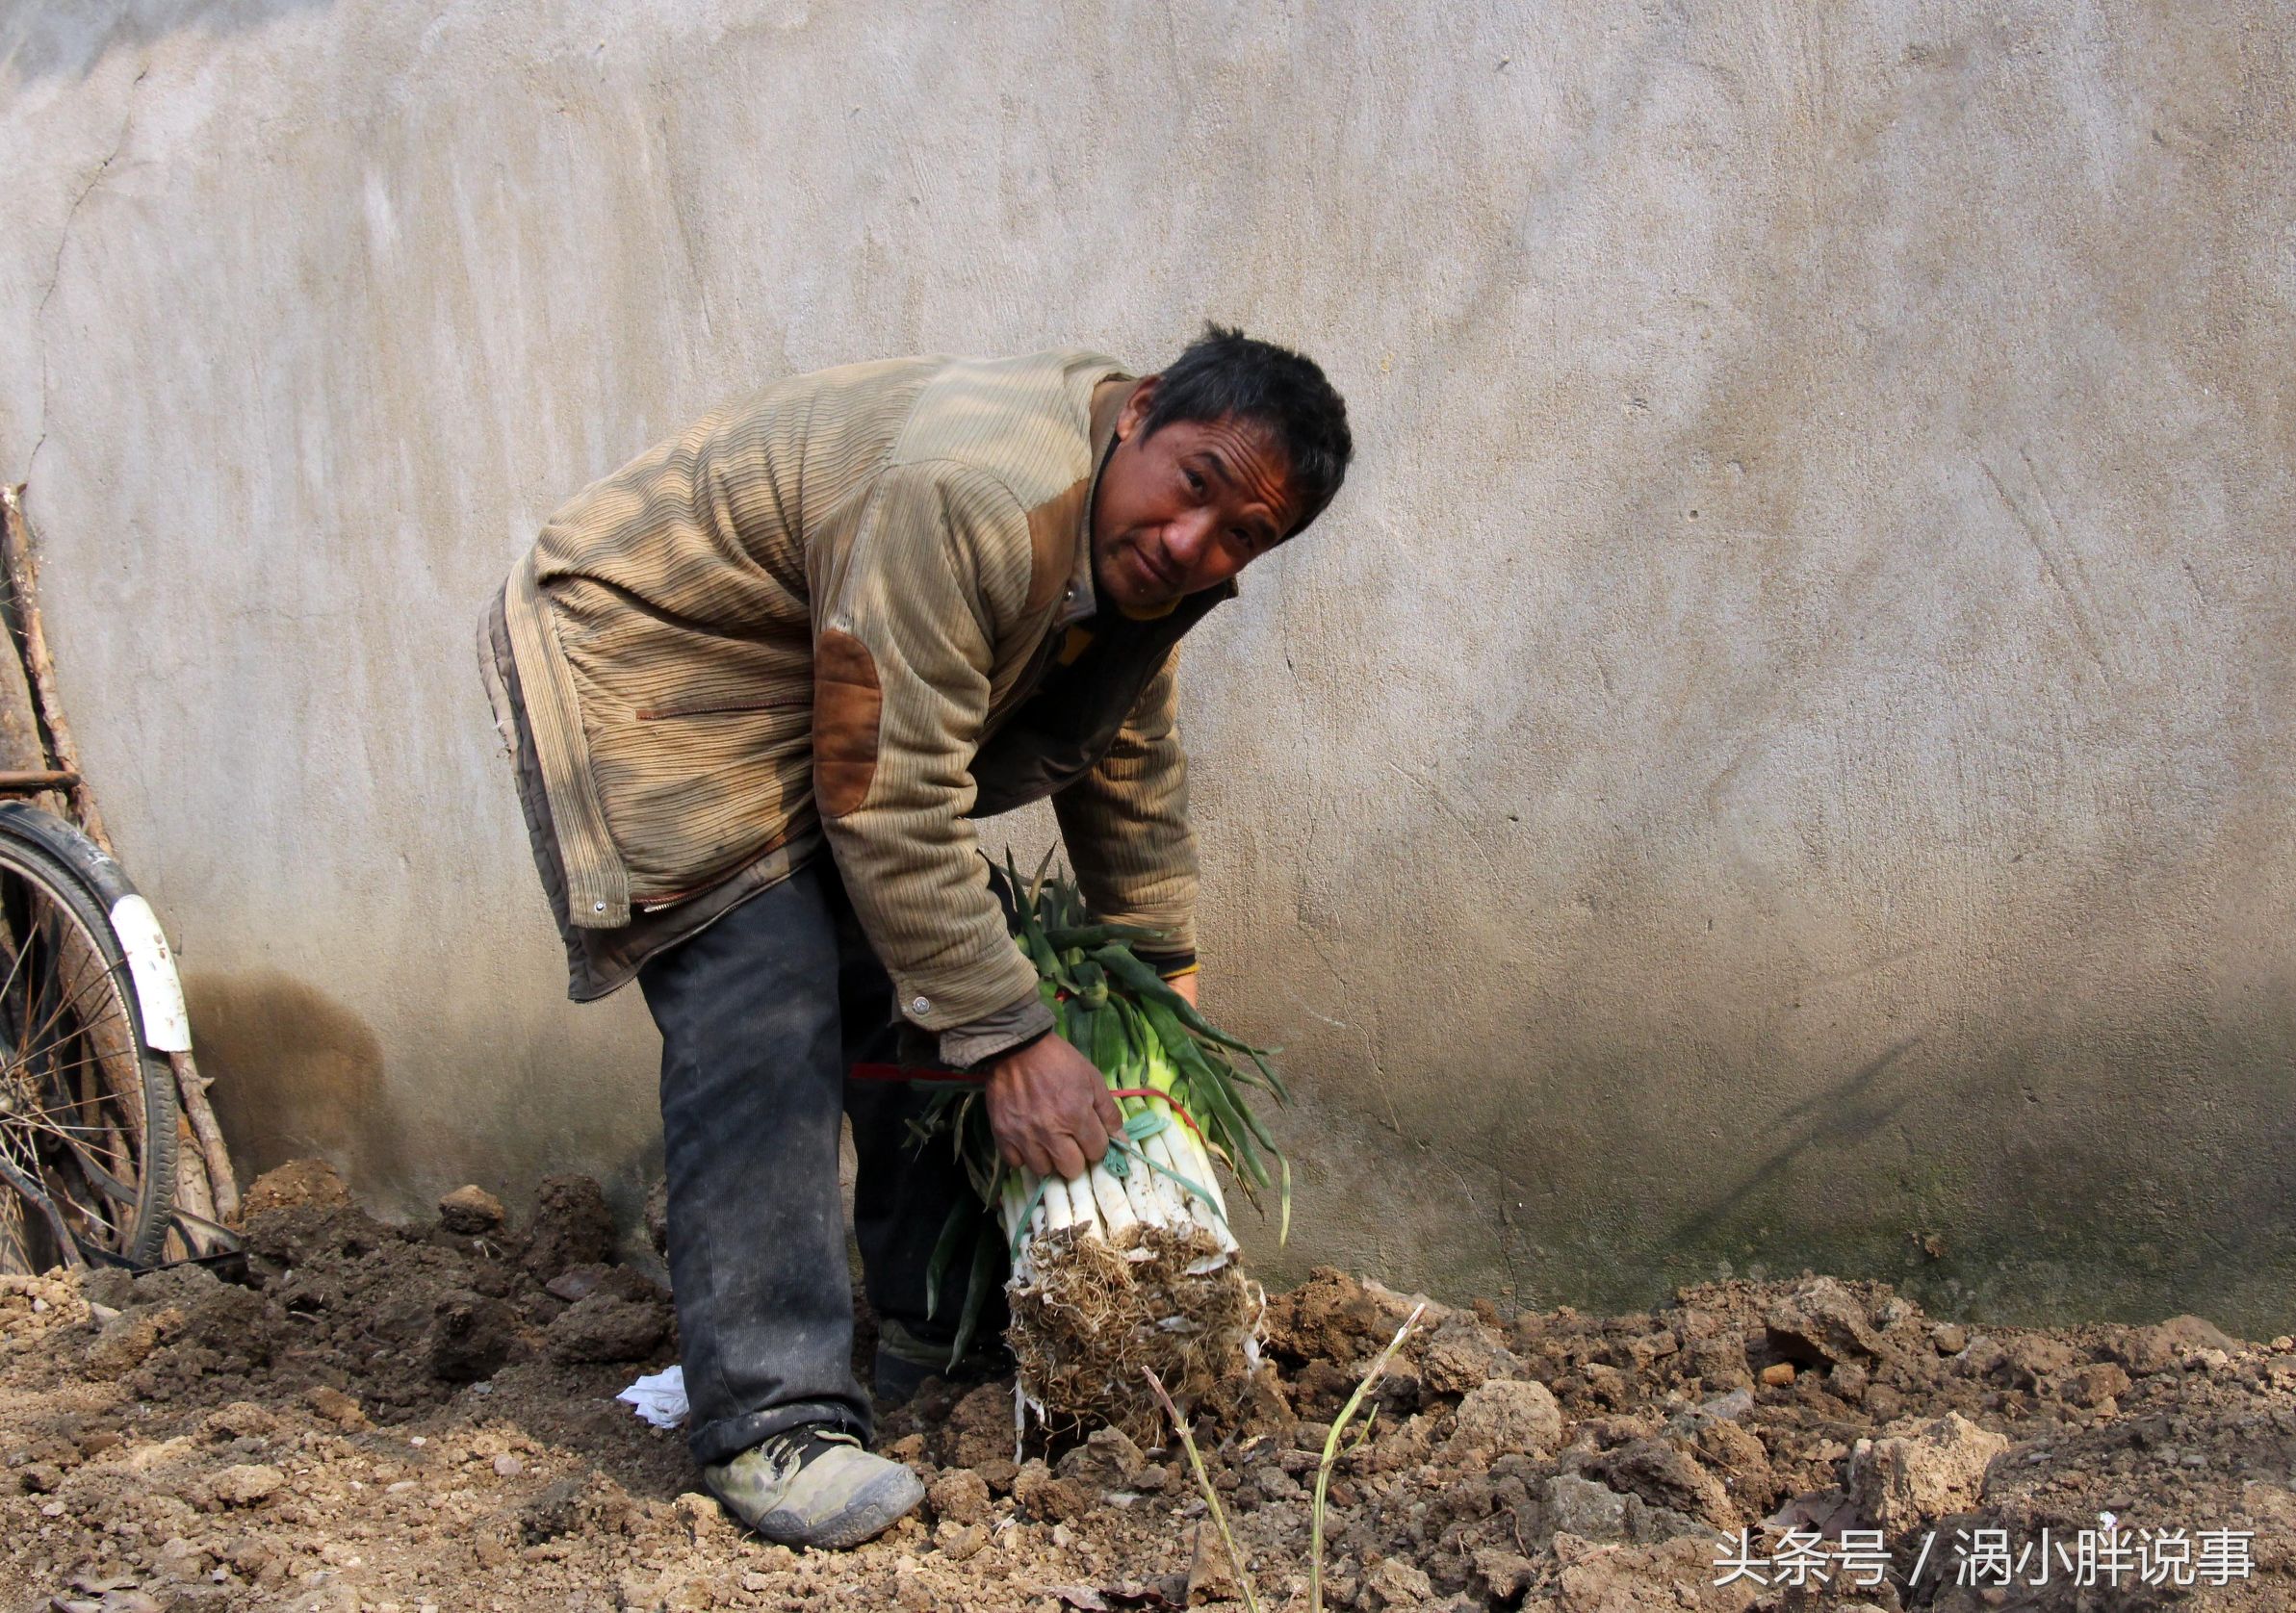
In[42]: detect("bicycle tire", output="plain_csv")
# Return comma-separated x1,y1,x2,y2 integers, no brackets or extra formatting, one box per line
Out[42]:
0,808,178,1270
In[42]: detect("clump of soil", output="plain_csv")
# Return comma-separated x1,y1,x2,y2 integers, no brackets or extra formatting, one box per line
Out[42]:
2,1164,2292,1612
1010,1222,1255,1449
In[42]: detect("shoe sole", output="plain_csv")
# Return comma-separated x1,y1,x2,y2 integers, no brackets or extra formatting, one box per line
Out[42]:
754,1470,926,1550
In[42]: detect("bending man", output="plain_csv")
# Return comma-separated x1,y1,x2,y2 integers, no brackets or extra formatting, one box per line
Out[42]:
479,325,1351,1548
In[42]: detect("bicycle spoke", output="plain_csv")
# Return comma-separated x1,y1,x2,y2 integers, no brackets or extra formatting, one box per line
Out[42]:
6,1089,142,1217
15,1012,134,1066
44,1177,119,1237
0,1188,34,1275
18,1005,133,1096
13,1017,134,1088
0,904,39,1023
4,1129,125,1243
13,1060,143,1147
0,1151,80,1266
0,832,175,1269
19,959,129,1043
37,1131,139,1212
12,1105,132,1150
12,960,135,1065
5,1111,142,1194
3,1111,120,1136
0,1124,103,1239
14,1043,139,1101
10,1105,130,1155
10,1054,142,1124
4,959,142,1145
8,909,98,1073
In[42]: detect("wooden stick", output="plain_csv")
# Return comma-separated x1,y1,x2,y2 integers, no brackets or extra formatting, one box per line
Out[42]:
171,1050,240,1224
0,486,242,1236
0,487,110,855
171,1115,219,1256
0,770,76,790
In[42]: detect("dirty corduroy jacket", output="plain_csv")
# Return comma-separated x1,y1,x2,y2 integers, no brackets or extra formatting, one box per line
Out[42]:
481,349,1225,1063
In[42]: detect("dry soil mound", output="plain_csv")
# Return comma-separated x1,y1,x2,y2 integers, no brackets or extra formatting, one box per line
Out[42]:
2,1165,2291,1612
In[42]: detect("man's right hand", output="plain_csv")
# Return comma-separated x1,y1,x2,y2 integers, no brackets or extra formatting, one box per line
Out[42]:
986,1033,1122,1181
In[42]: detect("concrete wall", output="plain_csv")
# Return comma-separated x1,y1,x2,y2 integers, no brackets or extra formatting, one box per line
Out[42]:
2,2,2290,1331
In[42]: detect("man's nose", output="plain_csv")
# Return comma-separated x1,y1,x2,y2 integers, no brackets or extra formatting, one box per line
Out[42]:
1166,508,1215,567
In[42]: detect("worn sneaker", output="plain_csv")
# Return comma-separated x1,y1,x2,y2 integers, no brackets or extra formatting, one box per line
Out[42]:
703,1425,923,1549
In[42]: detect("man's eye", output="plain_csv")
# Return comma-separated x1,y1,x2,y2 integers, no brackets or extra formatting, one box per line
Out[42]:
1184,470,1205,496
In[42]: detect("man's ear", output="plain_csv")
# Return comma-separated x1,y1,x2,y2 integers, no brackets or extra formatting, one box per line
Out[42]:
1115,373,1159,442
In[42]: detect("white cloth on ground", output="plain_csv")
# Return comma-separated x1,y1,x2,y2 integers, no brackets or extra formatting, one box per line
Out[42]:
617,1365,688,1428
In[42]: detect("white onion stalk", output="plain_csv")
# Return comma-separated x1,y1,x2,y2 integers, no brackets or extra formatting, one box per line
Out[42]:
997,1032,1233,1267
994,989,1264,1447
950,861,1292,1447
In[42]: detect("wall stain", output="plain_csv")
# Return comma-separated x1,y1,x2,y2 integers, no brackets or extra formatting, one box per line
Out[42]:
184,970,406,1194
0,3,340,86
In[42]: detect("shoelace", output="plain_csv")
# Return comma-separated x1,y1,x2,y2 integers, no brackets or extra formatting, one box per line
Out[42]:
761,1424,864,1476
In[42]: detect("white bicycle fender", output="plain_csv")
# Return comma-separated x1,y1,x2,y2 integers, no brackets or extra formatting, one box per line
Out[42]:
107,894,192,1053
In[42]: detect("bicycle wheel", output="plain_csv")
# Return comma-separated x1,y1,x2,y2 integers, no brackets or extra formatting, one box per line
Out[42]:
0,806,178,1271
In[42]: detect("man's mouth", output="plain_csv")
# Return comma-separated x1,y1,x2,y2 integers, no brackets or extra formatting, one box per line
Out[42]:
1133,543,1179,591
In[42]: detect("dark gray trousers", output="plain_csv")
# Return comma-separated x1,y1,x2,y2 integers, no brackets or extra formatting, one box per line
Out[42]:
637,859,985,1466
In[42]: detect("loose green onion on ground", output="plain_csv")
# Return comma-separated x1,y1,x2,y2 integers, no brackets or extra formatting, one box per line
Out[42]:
918,854,1291,1445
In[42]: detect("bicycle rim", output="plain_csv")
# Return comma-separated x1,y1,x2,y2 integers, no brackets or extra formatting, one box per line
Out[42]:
0,832,177,1271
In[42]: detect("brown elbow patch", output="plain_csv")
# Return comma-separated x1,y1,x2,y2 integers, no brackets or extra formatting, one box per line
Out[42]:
813,628,883,817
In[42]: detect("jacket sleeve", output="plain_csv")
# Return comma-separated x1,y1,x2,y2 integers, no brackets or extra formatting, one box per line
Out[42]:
1050,643,1199,956
812,460,1052,1050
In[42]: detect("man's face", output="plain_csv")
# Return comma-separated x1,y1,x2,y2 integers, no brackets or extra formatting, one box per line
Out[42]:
1090,379,1300,613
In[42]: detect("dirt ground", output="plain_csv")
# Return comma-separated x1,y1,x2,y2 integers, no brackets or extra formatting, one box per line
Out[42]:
3,1164,2292,1613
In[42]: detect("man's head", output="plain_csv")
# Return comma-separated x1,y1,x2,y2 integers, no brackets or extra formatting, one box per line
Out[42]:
1090,323,1353,613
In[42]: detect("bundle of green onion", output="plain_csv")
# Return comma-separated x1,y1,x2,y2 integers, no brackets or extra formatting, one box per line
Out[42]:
920,855,1290,1441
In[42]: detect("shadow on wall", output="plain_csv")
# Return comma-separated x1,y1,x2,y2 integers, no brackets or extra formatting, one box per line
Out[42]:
184,969,406,1194
1257,871,2296,1335
1638,1021,2296,1336
1665,1036,1925,1257
0,0,338,84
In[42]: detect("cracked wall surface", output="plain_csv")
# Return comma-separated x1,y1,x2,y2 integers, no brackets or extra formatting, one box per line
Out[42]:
1,2,2292,1330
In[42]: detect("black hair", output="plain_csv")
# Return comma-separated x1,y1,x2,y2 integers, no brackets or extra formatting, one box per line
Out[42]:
1138,322,1353,535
